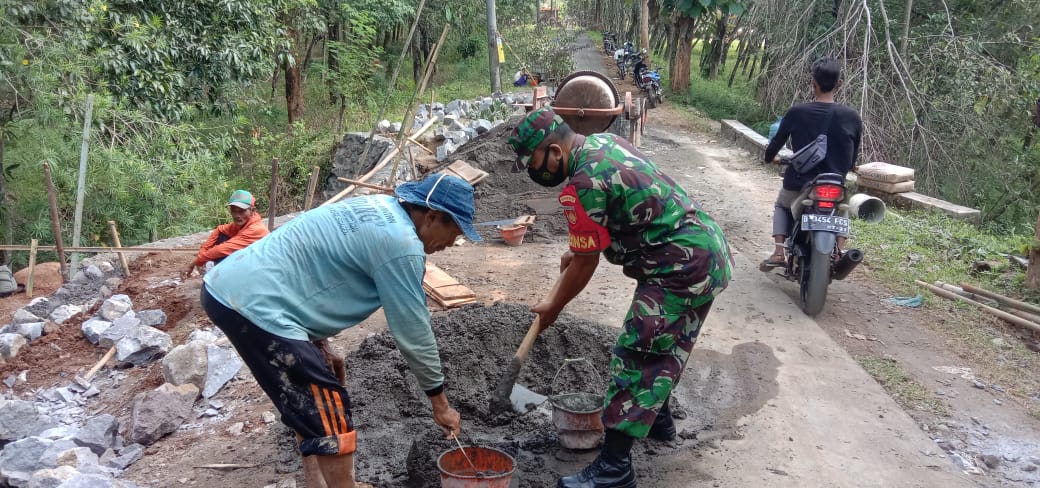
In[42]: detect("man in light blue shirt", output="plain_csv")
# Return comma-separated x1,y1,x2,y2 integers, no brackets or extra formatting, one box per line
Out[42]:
201,173,481,488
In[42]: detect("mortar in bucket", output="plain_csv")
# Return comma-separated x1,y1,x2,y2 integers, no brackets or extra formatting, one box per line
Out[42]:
849,193,886,223
548,358,605,450
437,445,516,488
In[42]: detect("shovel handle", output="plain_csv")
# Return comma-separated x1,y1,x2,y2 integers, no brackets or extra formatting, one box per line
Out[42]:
514,315,542,363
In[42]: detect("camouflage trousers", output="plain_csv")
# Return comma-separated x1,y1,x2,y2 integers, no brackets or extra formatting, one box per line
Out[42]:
602,282,721,438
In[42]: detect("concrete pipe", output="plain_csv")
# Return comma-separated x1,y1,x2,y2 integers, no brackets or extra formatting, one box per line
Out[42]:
848,193,886,223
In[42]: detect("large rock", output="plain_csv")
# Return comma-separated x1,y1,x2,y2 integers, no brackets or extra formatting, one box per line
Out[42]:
49,304,83,325
98,297,132,322
98,313,139,349
115,326,172,366
0,400,58,444
11,309,42,326
105,443,144,471
45,472,138,487
202,344,243,398
7,322,44,342
134,309,166,328
162,341,208,391
26,465,78,488
0,436,53,475
71,415,119,456
81,318,113,345
0,333,29,363
129,383,198,445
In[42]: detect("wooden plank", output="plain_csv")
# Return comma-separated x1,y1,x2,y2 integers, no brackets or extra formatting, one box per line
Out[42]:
423,262,477,308
444,160,489,186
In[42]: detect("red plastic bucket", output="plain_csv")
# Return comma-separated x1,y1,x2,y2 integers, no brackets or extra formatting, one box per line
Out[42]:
499,225,527,246
437,446,516,488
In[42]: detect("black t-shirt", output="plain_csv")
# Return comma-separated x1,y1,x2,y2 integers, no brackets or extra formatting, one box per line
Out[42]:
765,101,863,191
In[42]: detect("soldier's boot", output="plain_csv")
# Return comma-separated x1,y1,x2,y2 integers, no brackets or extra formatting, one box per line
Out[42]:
647,398,676,442
557,429,637,488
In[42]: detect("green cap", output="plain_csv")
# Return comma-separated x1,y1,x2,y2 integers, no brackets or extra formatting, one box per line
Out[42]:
507,107,564,171
228,190,254,209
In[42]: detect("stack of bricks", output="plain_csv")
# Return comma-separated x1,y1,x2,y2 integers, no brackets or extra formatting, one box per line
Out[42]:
855,162,915,194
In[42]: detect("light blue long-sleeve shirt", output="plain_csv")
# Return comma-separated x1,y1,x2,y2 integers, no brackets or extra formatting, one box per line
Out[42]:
203,195,443,391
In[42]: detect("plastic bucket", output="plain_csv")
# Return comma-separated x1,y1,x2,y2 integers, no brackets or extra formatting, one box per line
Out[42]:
549,392,605,450
437,446,516,488
499,225,527,246
848,193,886,223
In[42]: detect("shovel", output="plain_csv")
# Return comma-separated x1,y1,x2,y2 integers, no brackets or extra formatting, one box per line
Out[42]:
475,215,536,227
489,272,563,414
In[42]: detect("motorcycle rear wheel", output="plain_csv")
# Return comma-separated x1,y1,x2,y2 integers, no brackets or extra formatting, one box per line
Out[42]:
799,247,831,316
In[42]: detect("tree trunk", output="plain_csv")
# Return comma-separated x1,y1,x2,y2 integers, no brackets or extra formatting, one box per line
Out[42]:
1029,212,1040,289
0,132,7,264
327,22,341,104
708,12,727,80
670,15,696,92
284,53,304,126
639,0,650,51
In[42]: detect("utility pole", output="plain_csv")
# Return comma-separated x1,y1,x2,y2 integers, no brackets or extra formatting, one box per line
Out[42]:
486,0,501,95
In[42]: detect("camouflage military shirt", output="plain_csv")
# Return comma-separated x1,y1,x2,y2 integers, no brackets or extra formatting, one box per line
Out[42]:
560,133,732,306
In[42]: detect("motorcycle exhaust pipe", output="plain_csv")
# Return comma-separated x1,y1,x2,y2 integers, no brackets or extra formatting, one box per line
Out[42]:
831,249,864,281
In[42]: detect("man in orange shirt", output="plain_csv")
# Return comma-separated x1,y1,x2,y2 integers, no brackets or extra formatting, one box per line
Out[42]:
183,190,269,278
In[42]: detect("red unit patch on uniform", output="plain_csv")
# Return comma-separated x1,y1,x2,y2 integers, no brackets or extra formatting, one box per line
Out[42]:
559,185,610,253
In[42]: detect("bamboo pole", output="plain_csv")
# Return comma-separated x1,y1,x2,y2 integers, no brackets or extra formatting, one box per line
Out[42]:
43,162,68,281
917,280,1040,334
0,245,195,253
319,147,400,207
303,165,320,211
70,94,95,276
390,24,451,186
960,282,1040,316
25,239,37,298
108,221,131,276
335,177,393,192
268,157,279,231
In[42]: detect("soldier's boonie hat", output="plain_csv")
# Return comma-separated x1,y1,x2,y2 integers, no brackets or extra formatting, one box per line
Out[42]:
507,107,565,172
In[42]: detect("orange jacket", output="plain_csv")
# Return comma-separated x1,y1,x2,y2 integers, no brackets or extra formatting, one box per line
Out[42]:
193,212,270,266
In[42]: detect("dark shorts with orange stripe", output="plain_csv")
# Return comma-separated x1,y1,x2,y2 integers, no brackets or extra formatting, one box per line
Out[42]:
201,285,356,456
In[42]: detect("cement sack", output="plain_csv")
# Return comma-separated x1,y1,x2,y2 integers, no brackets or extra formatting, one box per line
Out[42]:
857,177,915,194
856,162,915,183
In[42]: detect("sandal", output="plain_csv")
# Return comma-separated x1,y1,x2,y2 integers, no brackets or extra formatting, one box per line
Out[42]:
759,256,786,272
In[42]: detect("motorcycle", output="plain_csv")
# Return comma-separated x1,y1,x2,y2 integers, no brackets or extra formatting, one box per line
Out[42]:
603,33,617,54
636,67,663,108
762,163,864,316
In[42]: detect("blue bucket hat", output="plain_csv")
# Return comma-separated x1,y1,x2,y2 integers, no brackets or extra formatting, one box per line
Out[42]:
395,173,482,242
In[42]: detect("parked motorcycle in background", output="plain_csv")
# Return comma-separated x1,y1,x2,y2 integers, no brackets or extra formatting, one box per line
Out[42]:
761,159,864,316
603,32,617,54
636,67,663,108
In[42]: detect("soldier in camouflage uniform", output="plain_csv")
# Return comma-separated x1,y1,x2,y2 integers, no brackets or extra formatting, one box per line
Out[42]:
508,107,732,488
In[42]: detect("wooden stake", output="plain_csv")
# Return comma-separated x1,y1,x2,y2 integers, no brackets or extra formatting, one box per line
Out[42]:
268,157,279,231
917,280,1040,334
108,221,131,276
303,165,320,211
959,282,1040,316
43,162,68,281
25,239,37,298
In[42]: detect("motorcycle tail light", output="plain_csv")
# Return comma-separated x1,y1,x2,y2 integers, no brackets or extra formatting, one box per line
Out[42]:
817,201,836,209
813,184,844,202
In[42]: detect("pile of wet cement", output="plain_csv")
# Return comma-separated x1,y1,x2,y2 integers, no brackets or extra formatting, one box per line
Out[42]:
344,302,617,487
446,116,572,242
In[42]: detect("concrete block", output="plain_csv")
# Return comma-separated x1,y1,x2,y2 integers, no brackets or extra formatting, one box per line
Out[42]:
891,191,982,226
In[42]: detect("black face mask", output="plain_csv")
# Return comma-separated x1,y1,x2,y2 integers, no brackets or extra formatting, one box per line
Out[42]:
527,148,567,187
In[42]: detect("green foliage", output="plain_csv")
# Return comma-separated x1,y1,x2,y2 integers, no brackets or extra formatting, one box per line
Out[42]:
681,42,766,125
6,0,282,119
851,210,1036,302
456,35,485,60
501,25,576,84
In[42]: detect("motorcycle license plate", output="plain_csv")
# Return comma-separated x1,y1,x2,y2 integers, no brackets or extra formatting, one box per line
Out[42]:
801,214,849,234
